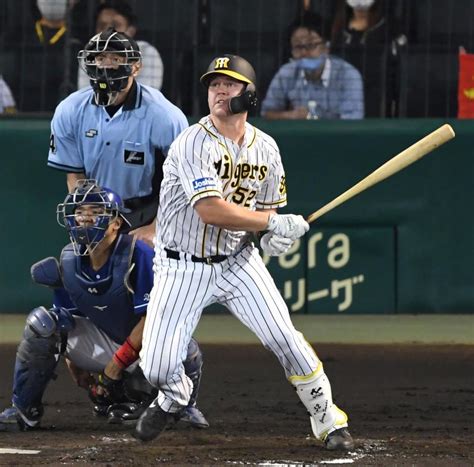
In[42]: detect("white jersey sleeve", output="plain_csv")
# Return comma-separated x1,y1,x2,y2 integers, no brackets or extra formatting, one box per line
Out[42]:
172,126,223,205
255,132,287,210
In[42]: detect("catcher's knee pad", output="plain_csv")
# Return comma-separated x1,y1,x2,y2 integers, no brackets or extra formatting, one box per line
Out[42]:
184,338,203,407
26,306,75,338
291,365,348,441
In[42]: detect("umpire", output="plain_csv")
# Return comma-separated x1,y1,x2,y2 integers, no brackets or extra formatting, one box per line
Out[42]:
47,28,188,246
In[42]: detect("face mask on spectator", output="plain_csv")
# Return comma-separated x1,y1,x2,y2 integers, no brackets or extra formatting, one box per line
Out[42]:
346,0,375,9
37,0,68,21
298,56,326,72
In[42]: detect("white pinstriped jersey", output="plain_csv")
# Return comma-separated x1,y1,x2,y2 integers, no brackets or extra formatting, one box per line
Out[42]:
157,115,288,257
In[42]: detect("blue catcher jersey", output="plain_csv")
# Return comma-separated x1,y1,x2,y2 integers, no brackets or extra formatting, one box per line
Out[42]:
47,82,188,201
54,235,154,344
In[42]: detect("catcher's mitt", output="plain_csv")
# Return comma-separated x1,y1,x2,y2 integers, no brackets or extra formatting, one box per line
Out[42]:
88,373,128,408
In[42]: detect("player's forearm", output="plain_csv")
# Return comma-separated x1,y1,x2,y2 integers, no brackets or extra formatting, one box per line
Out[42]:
105,317,145,379
127,316,145,352
67,172,86,192
195,197,272,232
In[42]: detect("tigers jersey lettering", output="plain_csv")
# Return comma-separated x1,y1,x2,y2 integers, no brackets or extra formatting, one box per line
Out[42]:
157,116,287,257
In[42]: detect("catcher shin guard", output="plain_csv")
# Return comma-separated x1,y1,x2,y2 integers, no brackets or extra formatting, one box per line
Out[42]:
183,338,203,407
290,365,348,441
12,326,61,424
181,339,209,428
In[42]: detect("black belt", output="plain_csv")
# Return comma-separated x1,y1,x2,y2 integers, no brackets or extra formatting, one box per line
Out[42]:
124,193,157,210
165,248,228,264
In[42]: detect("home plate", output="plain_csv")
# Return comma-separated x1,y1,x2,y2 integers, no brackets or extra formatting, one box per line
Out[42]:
0,448,41,454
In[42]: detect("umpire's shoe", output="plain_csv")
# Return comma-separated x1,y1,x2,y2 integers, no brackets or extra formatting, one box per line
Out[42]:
324,428,355,451
133,399,172,442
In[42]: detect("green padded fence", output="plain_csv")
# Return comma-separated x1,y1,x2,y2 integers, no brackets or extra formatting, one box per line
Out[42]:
0,118,471,313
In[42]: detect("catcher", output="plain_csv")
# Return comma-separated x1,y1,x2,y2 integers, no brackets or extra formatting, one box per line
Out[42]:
0,180,208,431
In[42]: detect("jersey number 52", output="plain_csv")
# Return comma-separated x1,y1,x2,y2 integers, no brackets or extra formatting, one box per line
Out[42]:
231,186,257,208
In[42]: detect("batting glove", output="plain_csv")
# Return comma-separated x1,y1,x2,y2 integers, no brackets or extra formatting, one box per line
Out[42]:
267,213,309,240
260,232,294,256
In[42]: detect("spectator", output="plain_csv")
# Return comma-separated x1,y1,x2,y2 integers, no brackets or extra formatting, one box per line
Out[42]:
331,0,407,117
1,0,80,112
0,75,16,114
77,0,163,90
261,12,364,120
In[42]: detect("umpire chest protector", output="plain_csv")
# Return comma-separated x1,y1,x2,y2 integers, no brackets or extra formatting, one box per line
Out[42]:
60,234,139,343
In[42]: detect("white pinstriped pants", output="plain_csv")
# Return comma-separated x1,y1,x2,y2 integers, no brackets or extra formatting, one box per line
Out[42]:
140,244,320,413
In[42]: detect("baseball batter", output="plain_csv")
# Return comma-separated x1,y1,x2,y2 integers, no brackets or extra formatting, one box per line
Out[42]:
135,55,354,451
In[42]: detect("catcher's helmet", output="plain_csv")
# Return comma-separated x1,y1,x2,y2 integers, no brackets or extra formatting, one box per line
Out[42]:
200,54,258,114
57,180,130,256
77,28,141,106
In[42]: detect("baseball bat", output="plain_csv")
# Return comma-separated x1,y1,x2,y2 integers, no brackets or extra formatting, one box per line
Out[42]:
307,123,455,224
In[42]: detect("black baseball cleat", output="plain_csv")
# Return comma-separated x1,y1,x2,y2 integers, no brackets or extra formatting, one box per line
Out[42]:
179,405,209,429
324,427,355,451
133,399,172,442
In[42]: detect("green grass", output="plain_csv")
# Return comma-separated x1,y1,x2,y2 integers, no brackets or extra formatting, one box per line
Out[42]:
1,313,473,345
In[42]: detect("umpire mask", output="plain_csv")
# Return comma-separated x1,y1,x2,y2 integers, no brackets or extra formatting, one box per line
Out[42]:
78,28,141,106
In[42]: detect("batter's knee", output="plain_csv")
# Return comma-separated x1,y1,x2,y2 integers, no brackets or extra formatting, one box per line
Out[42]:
140,356,182,388
140,339,202,389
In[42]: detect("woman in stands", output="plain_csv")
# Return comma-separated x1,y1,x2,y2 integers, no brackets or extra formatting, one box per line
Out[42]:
330,0,407,117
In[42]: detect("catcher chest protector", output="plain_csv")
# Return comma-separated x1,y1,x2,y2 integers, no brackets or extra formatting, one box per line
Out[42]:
60,234,139,344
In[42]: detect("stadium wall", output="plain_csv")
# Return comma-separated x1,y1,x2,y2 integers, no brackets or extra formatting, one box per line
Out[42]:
0,118,471,313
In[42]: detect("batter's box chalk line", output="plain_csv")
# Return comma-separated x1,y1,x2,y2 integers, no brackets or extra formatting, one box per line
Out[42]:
223,439,389,466
0,448,41,455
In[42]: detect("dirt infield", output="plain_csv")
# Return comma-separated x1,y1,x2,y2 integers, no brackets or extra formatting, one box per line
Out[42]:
0,343,473,466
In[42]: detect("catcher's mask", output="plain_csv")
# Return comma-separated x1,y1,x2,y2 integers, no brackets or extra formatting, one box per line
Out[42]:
200,54,258,114
57,180,131,256
77,28,141,106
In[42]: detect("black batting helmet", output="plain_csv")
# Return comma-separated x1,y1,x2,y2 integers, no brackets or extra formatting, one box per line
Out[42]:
200,55,256,89
200,55,258,114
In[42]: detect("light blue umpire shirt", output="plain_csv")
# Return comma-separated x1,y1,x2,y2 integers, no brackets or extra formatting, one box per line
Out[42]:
47,81,188,209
